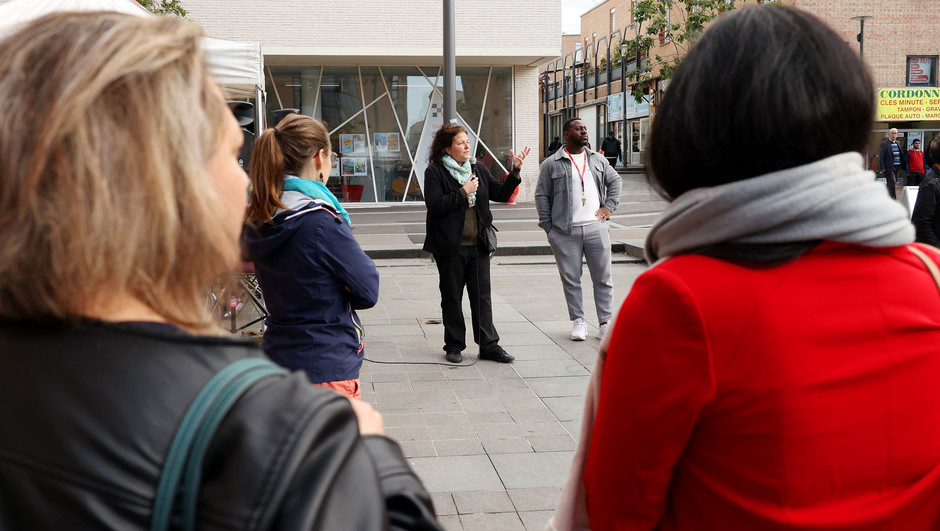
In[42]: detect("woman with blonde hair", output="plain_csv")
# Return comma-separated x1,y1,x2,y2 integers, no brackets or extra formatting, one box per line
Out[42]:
0,12,437,529
243,114,379,400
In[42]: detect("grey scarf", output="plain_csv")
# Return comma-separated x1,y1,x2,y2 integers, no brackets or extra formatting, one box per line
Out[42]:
645,152,915,264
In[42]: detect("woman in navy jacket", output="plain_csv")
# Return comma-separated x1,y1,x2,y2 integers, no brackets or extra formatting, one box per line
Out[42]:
244,114,379,399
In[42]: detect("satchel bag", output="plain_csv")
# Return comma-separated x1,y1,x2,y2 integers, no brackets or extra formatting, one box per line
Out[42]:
150,357,287,531
485,225,498,255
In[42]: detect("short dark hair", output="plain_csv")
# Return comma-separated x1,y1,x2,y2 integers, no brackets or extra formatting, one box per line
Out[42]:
563,117,583,133
647,6,874,199
428,125,467,163
930,137,940,165
913,139,921,145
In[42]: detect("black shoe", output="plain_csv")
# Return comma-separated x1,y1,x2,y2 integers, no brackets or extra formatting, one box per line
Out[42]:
479,346,514,363
445,350,463,363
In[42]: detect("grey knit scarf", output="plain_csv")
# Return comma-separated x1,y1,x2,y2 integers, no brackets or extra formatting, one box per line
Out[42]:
645,152,915,264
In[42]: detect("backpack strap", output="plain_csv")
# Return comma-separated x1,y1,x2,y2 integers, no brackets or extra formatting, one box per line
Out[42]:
150,357,287,531
909,244,940,295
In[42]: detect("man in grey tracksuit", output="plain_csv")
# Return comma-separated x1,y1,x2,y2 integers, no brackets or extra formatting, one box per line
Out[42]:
535,117,622,341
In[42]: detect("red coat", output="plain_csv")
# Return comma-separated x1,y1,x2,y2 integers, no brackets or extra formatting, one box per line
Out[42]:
584,242,940,530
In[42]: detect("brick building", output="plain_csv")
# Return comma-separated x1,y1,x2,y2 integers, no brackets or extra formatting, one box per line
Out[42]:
539,0,940,172
184,0,560,203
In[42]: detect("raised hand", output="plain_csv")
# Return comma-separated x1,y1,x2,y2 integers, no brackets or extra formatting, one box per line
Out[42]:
510,147,531,170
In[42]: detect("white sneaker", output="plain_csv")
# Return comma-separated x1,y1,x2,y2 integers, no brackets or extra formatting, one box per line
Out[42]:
571,318,587,341
595,323,608,340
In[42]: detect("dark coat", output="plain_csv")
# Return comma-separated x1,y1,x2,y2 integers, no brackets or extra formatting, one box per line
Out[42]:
244,198,379,383
600,135,622,159
879,137,909,175
423,160,520,256
0,320,440,530
912,166,940,247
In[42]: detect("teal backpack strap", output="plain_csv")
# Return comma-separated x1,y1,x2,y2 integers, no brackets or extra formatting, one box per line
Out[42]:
150,357,288,531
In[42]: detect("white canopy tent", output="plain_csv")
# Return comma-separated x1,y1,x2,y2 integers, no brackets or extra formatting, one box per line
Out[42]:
0,0,265,127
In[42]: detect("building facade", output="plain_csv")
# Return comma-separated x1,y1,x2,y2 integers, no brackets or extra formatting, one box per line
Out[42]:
539,0,940,175
185,0,560,203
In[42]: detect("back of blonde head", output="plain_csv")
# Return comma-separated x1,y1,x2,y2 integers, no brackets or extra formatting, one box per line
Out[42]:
0,12,232,330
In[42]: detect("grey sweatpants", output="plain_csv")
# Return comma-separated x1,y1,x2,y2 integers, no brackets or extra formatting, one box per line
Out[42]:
546,222,614,324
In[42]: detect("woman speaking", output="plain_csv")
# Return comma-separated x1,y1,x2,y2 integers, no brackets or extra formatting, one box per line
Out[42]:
423,126,529,364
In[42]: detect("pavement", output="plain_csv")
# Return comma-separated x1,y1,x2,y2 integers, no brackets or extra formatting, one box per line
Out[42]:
229,171,666,530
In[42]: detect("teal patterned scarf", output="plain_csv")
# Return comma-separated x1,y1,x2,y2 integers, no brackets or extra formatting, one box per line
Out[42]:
282,175,352,225
442,155,476,207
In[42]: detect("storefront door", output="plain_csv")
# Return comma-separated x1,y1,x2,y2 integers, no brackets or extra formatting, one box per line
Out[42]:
628,118,648,166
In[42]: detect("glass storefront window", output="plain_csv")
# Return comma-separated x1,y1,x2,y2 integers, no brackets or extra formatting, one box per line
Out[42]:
261,63,514,203
478,67,513,177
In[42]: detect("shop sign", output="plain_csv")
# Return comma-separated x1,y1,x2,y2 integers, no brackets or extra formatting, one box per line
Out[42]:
607,93,624,121
876,87,940,121
624,94,650,119
908,57,934,85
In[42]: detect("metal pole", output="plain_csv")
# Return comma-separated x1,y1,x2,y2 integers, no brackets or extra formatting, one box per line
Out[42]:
859,18,865,57
443,0,456,124
543,74,550,156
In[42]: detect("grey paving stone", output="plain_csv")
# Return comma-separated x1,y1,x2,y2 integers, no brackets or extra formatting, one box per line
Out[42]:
373,390,419,408
433,439,485,457
542,397,584,422
383,413,426,428
367,370,410,382
481,438,533,454
497,331,558,347
459,512,525,531
428,424,478,441
525,375,590,398
412,380,454,392
474,423,524,439
506,407,560,423
453,490,515,514
512,360,590,378
431,493,457,516
410,370,450,381
467,411,515,425
562,420,583,440
486,377,531,389
519,510,556,531
527,435,577,452
385,425,430,442
514,422,570,437
424,411,471,426
445,367,487,380
448,379,494,392
490,452,574,489
418,400,465,413
461,398,508,413
398,440,437,458
408,455,503,493
455,386,500,400
507,488,563,512
503,344,573,361
438,514,462,531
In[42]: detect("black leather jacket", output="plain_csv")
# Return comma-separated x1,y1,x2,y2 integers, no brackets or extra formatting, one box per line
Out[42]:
0,320,441,530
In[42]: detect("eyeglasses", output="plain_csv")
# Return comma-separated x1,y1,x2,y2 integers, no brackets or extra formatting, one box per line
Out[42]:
330,152,338,165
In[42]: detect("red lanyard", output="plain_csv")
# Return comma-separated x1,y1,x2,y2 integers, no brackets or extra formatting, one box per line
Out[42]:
564,148,587,196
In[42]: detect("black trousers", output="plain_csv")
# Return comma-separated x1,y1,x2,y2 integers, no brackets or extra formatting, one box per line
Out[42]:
434,244,499,353
909,171,926,187
605,156,617,168
885,166,902,199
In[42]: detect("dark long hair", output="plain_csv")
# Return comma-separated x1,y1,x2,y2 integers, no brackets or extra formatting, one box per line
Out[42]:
245,114,330,225
428,125,466,164
648,6,874,199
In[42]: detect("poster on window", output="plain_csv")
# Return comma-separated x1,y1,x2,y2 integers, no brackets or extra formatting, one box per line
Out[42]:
352,157,369,176
340,134,354,154
352,134,367,153
374,133,388,153
908,57,933,85
331,156,340,177
341,157,355,176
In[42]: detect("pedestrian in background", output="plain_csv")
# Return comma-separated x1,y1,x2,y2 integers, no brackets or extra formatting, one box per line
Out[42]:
600,128,622,169
912,137,940,246
244,114,379,400
0,12,439,529
422,125,527,364
908,138,926,187
548,136,562,154
574,5,940,530
879,128,908,198
535,117,622,341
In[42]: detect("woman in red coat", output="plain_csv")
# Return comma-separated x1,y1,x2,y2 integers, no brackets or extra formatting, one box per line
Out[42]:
582,6,940,530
